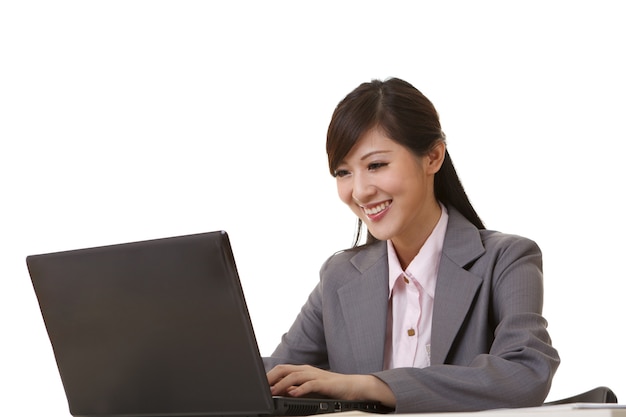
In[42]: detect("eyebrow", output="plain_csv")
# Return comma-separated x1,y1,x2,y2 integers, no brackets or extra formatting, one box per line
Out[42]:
360,150,392,161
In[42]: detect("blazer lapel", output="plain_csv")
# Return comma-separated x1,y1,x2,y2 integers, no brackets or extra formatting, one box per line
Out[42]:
337,242,389,373
430,208,485,365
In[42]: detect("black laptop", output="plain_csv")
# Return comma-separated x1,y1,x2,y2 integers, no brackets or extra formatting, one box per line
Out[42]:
26,231,390,417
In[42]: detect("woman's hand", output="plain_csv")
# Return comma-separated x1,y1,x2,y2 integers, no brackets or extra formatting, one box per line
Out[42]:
266,364,396,408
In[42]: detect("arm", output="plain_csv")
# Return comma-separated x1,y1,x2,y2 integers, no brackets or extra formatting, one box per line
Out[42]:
262,278,330,372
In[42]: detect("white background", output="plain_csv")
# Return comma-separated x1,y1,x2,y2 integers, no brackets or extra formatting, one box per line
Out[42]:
1,1,625,415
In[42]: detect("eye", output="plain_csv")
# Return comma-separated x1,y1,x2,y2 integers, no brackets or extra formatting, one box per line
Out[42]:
368,162,388,171
333,169,350,178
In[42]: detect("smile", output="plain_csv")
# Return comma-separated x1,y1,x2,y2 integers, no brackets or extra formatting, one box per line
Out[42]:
362,200,391,217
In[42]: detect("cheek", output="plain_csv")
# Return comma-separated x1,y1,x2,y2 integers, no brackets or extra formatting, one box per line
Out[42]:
336,181,353,206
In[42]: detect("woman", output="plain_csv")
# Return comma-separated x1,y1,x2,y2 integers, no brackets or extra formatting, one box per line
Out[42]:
264,78,559,413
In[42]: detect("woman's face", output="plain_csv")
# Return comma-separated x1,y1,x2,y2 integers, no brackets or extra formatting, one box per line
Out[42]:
334,128,444,246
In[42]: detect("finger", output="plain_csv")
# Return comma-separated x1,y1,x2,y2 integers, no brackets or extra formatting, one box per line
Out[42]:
287,379,322,398
267,364,312,385
288,373,352,400
270,372,307,395
270,369,317,396
267,364,296,385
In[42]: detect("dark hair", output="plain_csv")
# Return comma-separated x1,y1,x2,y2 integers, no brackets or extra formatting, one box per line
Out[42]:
326,77,484,246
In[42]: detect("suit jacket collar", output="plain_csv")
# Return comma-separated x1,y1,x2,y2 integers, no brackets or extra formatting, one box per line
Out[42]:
338,207,486,370
431,207,485,365
440,206,485,269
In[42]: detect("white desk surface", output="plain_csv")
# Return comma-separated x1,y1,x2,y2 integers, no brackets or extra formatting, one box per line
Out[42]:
477,404,626,417
340,404,626,417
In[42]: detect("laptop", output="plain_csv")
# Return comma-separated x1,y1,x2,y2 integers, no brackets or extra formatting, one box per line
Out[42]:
26,231,391,417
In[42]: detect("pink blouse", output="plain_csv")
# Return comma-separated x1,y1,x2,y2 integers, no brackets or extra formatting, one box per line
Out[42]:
383,205,448,370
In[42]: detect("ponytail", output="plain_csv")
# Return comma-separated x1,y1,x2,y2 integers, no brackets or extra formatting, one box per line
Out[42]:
435,150,484,230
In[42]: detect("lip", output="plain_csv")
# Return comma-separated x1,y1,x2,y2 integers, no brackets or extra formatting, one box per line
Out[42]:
360,200,392,221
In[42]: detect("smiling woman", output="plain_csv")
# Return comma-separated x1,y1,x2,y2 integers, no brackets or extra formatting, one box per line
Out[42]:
328,78,484,247
262,78,560,413
333,128,445,269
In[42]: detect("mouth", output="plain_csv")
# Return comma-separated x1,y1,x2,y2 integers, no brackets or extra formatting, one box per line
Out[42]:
361,200,391,220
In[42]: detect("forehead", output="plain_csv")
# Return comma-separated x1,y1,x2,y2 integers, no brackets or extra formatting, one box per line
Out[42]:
343,128,401,161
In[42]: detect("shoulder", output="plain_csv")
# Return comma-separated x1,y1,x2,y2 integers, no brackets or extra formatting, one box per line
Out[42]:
445,206,541,268
480,229,541,256
475,229,543,282
319,241,388,285
321,240,386,270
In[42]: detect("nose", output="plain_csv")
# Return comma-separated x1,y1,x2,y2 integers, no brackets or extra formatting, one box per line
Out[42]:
351,172,376,205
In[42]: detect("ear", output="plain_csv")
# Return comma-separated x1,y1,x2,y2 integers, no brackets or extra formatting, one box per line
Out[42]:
425,141,446,175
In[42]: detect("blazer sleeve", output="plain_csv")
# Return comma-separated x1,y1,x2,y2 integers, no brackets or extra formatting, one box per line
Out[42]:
373,235,560,412
262,275,330,372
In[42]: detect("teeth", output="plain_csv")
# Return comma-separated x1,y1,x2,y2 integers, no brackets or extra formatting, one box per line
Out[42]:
364,201,390,215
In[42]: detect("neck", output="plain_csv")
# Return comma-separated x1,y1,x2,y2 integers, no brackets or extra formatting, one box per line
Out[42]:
391,202,442,270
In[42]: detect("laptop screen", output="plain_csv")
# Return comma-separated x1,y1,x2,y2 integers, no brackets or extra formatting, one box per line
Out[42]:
27,231,275,417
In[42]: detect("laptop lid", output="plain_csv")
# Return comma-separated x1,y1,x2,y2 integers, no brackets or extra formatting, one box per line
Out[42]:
27,231,275,417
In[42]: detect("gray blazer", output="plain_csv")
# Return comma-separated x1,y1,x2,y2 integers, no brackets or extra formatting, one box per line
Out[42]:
264,207,560,412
